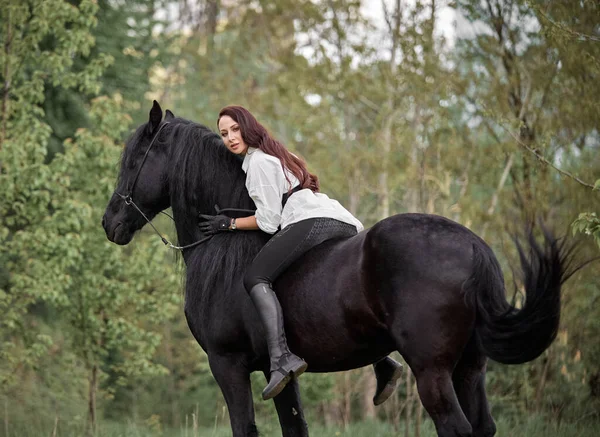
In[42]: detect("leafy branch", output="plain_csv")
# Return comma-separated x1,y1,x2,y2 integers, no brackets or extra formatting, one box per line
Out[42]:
532,2,600,43
572,212,600,248
499,124,598,190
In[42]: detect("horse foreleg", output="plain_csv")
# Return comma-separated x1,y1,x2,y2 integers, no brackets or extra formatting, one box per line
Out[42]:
266,372,309,437
208,353,258,437
453,336,496,437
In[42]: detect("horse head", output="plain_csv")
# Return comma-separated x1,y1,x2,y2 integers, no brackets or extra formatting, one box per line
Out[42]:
102,101,174,245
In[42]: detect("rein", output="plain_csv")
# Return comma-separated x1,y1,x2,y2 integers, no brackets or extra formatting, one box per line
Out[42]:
116,121,255,252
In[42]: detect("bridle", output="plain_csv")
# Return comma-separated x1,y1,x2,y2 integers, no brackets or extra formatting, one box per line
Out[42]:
115,121,255,252
116,121,196,250
116,121,214,251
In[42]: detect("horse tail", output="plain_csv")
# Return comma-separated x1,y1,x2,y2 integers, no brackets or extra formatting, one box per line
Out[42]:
463,229,571,365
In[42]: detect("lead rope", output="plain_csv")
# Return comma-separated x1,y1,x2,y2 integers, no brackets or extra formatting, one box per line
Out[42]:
132,203,256,252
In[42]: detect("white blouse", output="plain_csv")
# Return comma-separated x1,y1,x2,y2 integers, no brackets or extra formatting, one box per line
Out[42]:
242,148,364,234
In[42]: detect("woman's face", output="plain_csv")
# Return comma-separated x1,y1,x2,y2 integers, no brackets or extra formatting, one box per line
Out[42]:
218,115,249,155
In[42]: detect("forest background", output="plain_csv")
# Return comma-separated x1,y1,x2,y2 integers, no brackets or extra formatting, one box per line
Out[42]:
1,0,599,436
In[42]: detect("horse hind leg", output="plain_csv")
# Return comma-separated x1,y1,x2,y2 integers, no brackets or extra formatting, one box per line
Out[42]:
392,290,474,436
453,335,497,437
410,365,473,437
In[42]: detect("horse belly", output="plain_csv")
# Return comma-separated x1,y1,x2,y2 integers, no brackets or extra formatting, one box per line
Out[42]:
275,234,393,372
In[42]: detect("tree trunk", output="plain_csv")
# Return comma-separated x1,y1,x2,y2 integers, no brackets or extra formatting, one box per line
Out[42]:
87,365,98,437
415,381,423,437
520,126,536,226
405,368,413,437
361,367,377,419
51,416,58,437
481,153,514,239
320,401,336,426
193,405,199,437
535,350,553,412
407,105,422,213
341,372,352,428
379,130,391,218
1,8,12,159
206,0,219,58
348,167,360,217
379,0,401,219
4,396,8,437
163,325,179,426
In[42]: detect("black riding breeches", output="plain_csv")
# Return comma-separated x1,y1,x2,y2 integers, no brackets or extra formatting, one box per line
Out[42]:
243,218,358,291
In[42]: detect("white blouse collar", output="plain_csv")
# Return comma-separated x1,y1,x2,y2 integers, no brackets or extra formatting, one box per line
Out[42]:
241,147,258,173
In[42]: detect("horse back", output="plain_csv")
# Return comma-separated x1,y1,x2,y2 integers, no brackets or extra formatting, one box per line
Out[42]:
275,213,478,371
365,213,477,289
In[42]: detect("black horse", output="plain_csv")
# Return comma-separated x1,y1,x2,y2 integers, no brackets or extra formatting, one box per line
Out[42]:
102,102,572,437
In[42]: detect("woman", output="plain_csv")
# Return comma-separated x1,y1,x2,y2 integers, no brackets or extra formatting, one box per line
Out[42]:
199,106,402,401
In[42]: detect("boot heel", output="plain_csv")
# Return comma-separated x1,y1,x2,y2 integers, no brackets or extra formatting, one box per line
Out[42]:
280,355,308,377
291,360,308,378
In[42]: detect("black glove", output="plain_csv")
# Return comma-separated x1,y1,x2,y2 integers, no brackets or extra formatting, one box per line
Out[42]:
198,214,232,235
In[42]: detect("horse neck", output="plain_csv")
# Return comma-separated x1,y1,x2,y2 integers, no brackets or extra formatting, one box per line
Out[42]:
166,126,254,249
165,136,267,295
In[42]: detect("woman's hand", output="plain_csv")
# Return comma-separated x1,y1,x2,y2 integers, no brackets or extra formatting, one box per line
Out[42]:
198,214,233,235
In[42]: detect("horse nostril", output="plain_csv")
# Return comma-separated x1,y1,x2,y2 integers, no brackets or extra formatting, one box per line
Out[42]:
102,215,106,229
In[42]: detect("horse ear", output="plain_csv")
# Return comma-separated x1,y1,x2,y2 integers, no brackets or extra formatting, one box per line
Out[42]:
165,109,175,120
148,100,163,134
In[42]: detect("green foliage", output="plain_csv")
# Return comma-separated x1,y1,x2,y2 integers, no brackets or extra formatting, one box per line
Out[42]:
43,0,172,157
55,95,180,381
0,0,107,389
572,212,600,248
1,0,180,429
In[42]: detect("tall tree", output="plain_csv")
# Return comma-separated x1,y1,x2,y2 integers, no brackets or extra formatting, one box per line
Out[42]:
454,0,600,421
54,96,180,434
0,0,109,391
1,2,180,434
43,0,170,157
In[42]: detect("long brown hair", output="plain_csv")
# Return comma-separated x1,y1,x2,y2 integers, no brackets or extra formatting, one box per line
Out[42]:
218,106,319,192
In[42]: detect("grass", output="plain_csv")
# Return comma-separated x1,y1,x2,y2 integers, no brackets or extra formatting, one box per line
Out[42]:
5,414,599,437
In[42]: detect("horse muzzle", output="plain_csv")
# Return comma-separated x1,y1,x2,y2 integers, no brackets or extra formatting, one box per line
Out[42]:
102,213,135,245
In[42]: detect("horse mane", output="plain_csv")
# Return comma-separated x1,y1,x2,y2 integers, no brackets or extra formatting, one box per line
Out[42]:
162,117,270,296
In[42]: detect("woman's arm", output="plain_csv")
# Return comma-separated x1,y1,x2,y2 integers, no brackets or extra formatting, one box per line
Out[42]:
230,215,260,230
243,154,285,234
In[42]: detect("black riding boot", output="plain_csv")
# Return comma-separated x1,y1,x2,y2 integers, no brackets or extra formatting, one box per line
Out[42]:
249,283,308,400
373,357,403,405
